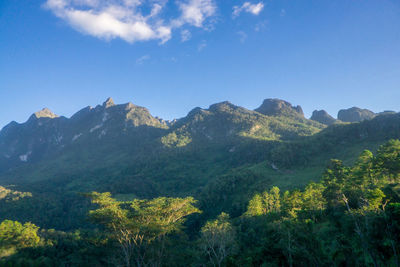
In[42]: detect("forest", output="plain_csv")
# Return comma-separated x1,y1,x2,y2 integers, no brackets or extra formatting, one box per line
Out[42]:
3,0,399,264
1,139,400,266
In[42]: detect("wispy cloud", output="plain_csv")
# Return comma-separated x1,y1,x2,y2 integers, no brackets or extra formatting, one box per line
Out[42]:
198,40,207,51
254,20,267,32
237,31,247,43
136,54,150,65
44,0,217,44
233,2,264,18
181,29,192,42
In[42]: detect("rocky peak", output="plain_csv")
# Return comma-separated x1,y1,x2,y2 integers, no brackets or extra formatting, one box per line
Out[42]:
29,108,58,121
255,99,304,117
103,97,115,108
125,102,135,110
208,101,237,112
310,110,336,125
338,107,375,123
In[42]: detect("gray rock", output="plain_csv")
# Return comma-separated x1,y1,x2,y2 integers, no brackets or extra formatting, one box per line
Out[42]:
338,107,375,122
310,110,336,125
255,99,304,117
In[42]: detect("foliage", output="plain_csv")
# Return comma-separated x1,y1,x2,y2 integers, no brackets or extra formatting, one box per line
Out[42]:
235,139,400,266
0,186,31,202
199,212,237,266
86,192,200,266
1,104,400,265
0,220,40,258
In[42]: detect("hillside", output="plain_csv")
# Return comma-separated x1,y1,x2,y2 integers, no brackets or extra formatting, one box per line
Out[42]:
0,98,399,230
2,98,400,266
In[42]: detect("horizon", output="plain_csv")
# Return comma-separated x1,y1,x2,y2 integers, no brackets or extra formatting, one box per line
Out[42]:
1,0,400,129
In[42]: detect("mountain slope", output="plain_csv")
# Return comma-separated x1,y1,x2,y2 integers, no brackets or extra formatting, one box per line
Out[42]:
0,98,168,173
0,98,399,230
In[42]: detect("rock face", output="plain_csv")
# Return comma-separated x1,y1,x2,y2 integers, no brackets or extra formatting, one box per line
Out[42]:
103,97,115,108
255,99,304,117
310,110,336,125
338,107,375,123
29,108,58,120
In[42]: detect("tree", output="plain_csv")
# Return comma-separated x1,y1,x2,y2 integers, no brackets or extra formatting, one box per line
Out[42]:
282,190,303,219
86,192,200,267
374,139,400,183
301,183,326,221
262,186,281,214
244,194,264,216
0,220,40,253
199,212,236,267
322,159,349,209
351,150,375,190
244,186,281,217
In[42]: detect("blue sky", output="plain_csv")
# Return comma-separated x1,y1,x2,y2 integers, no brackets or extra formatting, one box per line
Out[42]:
1,0,400,129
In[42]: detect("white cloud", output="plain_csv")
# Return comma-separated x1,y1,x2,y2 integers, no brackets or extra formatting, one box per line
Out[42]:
181,29,191,42
44,0,216,44
233,2,264,18
174,0,217,28
136,54,150,64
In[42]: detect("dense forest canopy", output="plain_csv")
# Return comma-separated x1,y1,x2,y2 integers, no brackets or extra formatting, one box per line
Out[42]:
1,139,400,266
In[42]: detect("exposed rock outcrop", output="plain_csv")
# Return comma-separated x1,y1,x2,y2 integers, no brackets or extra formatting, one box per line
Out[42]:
310,110,336,125
29,108,58,120
255,99,304,117
338,107,375,122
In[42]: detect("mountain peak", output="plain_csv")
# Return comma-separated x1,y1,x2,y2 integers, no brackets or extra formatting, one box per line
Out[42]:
310,110,336,125
29,108,58,120
208,101,237,111
255,98,304,117
338,107,375,122
103,97,115,108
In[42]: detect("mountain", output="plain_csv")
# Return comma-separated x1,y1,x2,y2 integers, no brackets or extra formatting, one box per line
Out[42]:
310,110,337,125
254,98,304,117
337,106,375,122
0,98,167,173
163,100,323,147
0,98,400,231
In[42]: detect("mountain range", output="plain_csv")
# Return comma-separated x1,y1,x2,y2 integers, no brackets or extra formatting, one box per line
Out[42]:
1,97,400,229
0,97,390,168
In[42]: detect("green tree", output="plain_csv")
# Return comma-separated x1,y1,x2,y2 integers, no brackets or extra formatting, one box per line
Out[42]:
244,186,281,217
0,220,40,255
351,150,375,189
301,182,326,221
199,212,236,267
282,190,303,219
244,194,264,216
86,192,200,267
375,139,400,183
322,159,349,209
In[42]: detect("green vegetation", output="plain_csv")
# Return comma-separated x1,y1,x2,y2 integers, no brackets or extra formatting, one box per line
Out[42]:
1,140,400,266
0,220,39,258
86,192,200,266
0,186,31,202
1,100,400,265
